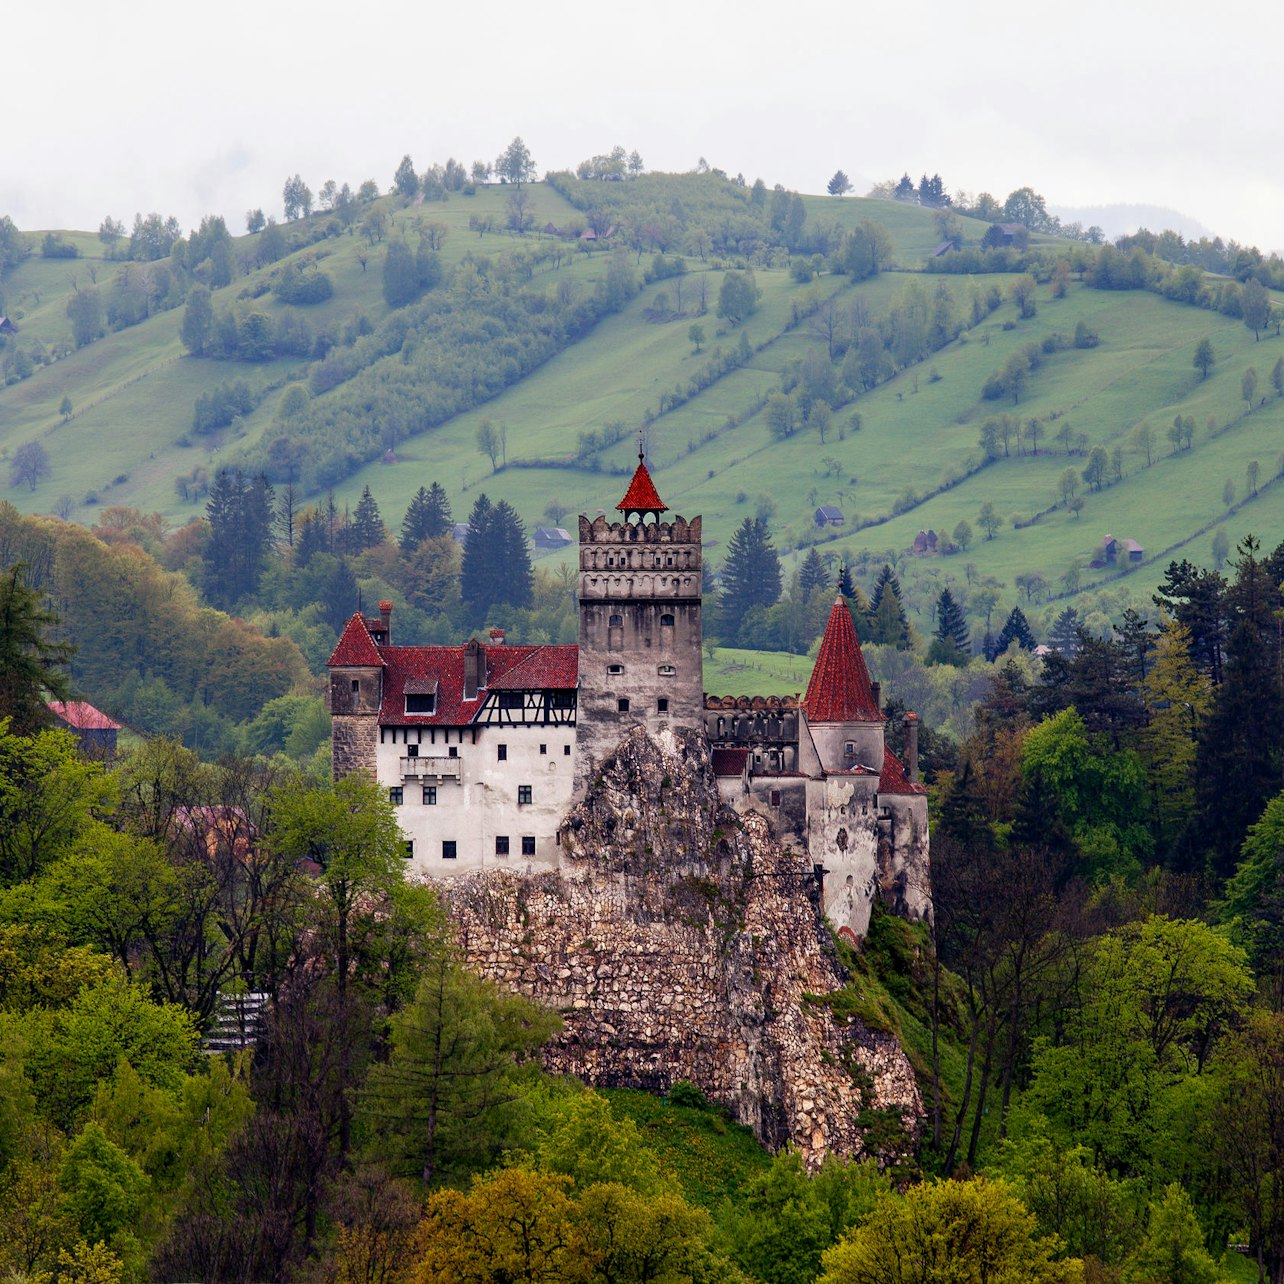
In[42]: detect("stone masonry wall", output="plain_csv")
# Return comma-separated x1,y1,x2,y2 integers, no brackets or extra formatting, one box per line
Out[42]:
443,727,921,1168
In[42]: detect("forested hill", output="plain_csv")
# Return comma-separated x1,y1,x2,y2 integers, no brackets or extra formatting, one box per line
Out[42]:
3,158,1284,650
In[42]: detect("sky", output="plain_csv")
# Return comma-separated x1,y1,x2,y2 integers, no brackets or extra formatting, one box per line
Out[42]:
5,0,1281,252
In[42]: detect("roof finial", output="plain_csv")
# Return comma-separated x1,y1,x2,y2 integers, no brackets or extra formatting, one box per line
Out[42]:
637,426,646,465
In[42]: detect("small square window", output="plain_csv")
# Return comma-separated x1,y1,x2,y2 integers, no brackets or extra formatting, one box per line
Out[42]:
442,840,457,860
406,743,419,757
497,743,508,761
608,663,624,676
657,698,669,713
423,786,437,805
563,744,571,756
403,841,414,860
495,836,510,855
539,743,547,755
518,785,532,805
770,790,781,807
522,835,536,856
388,787,403,805
448,746,458,758
350,679,359,693
618,698,630,713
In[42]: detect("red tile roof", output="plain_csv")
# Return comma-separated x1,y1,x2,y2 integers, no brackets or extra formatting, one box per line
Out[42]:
328,613,386,668
377,643,579,726
47,700,121,731
803,596,883,723
711,747,751,776
879,748,927,796
616,456,668,512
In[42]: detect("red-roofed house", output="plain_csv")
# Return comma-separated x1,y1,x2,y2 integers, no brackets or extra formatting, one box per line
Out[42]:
47,700,122,755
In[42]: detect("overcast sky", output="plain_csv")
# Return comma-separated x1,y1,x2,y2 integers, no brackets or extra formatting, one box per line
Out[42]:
5,0,1280,251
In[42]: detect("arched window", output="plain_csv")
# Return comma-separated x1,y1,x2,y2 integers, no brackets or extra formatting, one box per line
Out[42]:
609,613,624,627
658,664,676,676
660,613,675,627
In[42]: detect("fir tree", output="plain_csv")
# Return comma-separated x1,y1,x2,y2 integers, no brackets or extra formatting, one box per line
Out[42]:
321,557,358,632
866,564,912,648
493,500,533,611
295,510,327,567
460,494,497,620
798,548,829,599
996,606,1037,653
929,588,970,665
1047,607,1080,654
400,483,452,555
203,469,275,609
349,485,385,552
717,518,782,643
838,563,856,599
0,564,74,734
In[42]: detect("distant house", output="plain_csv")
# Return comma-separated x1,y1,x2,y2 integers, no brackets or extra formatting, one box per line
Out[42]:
929,240,959,258
450,522,472,545
579,225,617,242
982,223,1030,250
814,505,844,528
1091,533,1144,569
534,526,573,550
0,316,16,336
912,529,940,556
46,700,121,756
381,448,397,465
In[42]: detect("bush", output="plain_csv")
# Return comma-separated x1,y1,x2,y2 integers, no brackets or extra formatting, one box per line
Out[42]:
41,233,79,259
273,264,334,305
668,1079,708,1109
1073,320,1100,349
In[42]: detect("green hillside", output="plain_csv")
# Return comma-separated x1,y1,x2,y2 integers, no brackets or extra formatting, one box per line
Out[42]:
2,173,1281,640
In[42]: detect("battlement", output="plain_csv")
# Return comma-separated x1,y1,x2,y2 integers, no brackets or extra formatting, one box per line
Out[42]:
705,694,801,711
579,513,701,545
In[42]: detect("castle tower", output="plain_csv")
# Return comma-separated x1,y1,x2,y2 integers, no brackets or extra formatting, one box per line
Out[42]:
326,610,386,781
802,595,885,773
575,455,703,787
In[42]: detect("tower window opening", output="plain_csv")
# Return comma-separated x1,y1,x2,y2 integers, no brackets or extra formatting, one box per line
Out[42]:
608,664,624,676
618,698,631,713
660,613,675,627
609,613,623,627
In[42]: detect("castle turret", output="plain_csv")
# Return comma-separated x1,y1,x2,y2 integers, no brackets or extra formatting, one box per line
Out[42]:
802,595,885,773
327,612,385,781
575,456,703,787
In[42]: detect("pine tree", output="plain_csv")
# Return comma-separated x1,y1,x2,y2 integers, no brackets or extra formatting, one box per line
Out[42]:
400,483,452,555
838,563,856,599
866,565,912,648
493,500,533,611
717,518,782,643
460,494,497,620
929,588,970,664
0,564,74,733
321,557,358,633
295,509,327,567
1141,617,1212,855
996,606,1037,653
203,470,275,608
1047,607,1080,654
798,548,829,599
349,485,385,551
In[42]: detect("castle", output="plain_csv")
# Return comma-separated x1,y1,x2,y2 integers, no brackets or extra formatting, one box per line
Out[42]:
327,459,930,941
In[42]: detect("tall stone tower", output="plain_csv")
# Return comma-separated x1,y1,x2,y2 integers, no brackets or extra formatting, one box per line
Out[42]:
575,455,703,788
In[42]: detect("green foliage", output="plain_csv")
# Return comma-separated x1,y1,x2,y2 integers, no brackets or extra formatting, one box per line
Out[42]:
819,1175,1082,1283
1124,1184,1219,1284
717,269,760,324
58,1122,148,1246
0,563,73,732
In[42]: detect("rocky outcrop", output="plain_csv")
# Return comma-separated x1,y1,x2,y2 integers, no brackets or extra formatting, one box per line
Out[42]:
443,727,921,1167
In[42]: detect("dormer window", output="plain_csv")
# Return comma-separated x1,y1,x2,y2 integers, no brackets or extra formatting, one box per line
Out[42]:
405,693,436,714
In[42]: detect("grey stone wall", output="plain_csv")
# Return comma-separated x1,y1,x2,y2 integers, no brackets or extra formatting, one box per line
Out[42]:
443,727,921,1168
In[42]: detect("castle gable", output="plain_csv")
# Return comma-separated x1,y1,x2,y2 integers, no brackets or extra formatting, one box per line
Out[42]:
803,596,883,724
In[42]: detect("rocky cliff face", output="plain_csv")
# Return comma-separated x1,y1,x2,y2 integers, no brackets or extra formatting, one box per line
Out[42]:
443,727,921,1167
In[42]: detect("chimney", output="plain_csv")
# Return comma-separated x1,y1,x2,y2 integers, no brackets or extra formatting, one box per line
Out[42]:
905,711,919,784
463,638,486,700
379,600,392,643
488,627,506,645
871,681,881,713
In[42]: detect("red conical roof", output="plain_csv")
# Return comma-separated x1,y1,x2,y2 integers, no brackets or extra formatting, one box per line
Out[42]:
616,455,668,513
327,613,385,668
803,596,883,722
